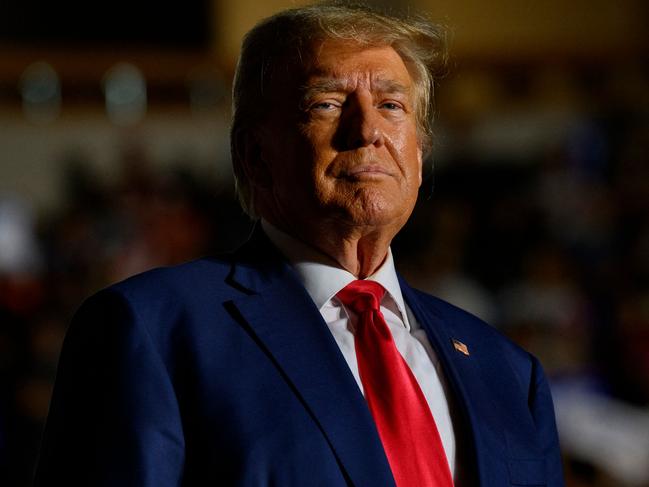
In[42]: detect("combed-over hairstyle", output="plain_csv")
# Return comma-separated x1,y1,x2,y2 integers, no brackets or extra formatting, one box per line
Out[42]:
230,2,448,216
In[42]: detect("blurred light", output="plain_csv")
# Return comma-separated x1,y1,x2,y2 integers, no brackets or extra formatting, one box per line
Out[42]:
19,62,61,125
0,195,43,275
554,387,649,486
102,63,147,126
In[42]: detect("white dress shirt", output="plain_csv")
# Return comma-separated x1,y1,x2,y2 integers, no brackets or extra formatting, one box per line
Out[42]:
262,221,458,477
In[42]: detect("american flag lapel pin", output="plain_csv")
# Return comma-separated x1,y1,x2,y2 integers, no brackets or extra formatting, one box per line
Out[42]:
452,339,470,356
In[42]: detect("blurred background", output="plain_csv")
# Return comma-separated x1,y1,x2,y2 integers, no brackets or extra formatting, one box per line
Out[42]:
0,0,648,485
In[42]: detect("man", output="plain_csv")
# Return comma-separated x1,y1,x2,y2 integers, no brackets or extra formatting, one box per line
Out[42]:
35,4,563,486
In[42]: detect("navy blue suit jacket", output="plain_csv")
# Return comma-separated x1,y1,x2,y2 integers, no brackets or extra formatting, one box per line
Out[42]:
35,231,563,486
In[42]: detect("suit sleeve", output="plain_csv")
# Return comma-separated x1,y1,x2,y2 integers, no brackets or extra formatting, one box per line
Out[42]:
34,289,185,486
528,355,564,486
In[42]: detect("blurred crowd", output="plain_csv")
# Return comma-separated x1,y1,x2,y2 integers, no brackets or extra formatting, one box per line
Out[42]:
0,145,254,485
1,65,648,486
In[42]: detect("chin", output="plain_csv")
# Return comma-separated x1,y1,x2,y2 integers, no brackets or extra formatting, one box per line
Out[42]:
343,192,414,229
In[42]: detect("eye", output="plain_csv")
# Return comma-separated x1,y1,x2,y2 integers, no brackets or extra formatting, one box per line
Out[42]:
311,101,340,111
379,101,402,111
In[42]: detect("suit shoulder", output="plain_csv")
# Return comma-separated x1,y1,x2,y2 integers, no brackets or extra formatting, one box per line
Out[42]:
73,256,236,329
107,256,234,300
408,287,533,367
408,286,545,404
71,257,239,350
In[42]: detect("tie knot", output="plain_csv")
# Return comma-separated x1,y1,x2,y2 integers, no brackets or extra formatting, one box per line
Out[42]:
336,280,386,314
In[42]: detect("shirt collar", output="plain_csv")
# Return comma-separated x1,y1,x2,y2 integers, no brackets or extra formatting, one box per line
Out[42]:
262,219,411,330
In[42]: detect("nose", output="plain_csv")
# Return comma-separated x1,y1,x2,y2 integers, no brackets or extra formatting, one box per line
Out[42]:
343,94,385,149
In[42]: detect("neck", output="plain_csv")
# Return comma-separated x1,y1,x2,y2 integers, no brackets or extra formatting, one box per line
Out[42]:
264,218,396,278
316,229,392,278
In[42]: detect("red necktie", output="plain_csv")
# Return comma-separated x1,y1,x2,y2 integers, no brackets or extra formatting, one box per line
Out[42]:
337,280,454,487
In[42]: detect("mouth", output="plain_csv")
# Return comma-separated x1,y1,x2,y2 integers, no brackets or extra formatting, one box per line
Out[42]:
339,165,394,181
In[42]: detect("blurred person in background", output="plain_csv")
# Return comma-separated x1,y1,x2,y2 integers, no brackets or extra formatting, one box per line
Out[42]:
0,196,51,484
34,4,563,486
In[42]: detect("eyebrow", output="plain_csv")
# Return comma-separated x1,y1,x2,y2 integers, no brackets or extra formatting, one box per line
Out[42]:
300,77,410,104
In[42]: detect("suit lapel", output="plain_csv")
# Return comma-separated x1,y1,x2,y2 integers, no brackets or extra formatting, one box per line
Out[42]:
399,277,507,486
225,231,396,487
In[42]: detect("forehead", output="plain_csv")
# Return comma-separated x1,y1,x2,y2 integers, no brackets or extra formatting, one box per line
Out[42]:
303,39,413,88
269,39,414,100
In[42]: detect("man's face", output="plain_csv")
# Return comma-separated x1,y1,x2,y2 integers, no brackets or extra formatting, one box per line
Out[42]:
254,39,423,237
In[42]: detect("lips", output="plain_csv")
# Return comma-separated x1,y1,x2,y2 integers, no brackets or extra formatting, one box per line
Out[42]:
339,164,394,180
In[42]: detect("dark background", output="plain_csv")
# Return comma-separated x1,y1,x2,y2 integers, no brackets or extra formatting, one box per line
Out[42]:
0,0,211,46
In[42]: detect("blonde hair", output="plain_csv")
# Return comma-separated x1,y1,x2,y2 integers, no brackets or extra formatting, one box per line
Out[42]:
231,3,448,216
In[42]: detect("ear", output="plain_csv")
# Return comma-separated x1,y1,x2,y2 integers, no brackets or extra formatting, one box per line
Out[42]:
236,128,273,191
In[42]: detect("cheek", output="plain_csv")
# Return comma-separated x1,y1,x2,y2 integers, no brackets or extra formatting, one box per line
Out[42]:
300,129,338,179
389,119,421,162
396,132,423,184
272,130,315,177
274,134,334,204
